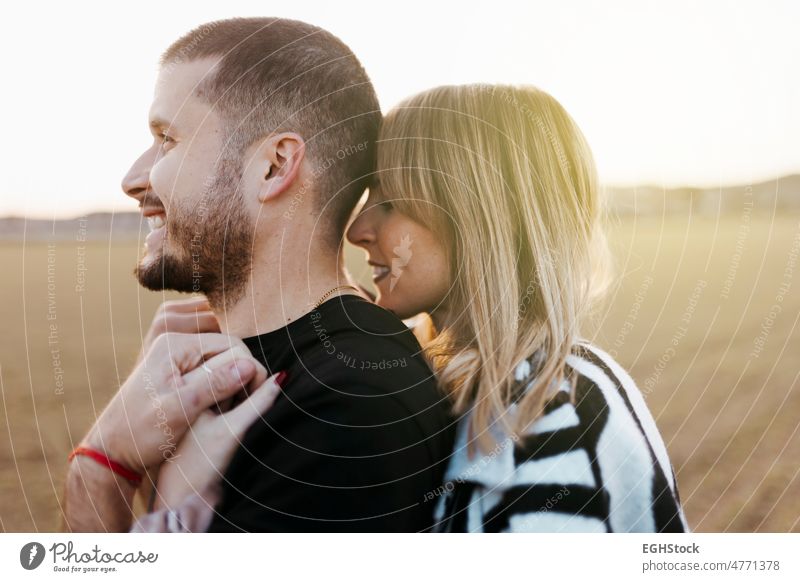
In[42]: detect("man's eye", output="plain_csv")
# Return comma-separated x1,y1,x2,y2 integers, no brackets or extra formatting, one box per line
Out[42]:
160,134,176,146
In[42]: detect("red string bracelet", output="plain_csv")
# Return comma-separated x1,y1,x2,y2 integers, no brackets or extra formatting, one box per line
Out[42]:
68,446,143,486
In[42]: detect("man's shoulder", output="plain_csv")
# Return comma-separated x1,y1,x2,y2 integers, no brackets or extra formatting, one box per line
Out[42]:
312,295,423,350
241,295,454,456
285,345,449,442
302,296,435,398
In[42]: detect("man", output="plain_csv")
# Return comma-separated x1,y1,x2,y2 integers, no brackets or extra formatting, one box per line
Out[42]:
64,17,454,532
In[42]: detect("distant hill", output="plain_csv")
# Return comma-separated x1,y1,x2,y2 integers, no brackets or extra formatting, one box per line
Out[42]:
605,174,800,216
1,175,798,241
0,212,147,242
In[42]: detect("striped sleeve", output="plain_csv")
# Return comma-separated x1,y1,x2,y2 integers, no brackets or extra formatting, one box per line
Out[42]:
434,344,688,533
492,346,687,532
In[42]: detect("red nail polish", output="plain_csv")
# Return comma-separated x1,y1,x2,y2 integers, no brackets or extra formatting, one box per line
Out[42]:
275,370,289,388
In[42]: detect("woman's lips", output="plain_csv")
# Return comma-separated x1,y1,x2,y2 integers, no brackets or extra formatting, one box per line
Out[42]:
371,263,390,283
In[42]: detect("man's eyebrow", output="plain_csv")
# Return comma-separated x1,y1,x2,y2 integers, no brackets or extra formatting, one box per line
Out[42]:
148,117,174,132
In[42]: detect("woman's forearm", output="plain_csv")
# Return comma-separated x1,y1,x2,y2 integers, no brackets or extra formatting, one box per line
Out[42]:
61,455,138,532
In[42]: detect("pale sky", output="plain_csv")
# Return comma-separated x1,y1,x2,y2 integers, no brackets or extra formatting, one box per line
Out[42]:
1,0,798,218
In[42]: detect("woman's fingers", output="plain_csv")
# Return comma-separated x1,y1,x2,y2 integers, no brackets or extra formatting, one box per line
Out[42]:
140,299,218,357
225,372,286,430
160,311,220,335
149,332,249,377
175,357,260,419
182,346,268,393
157,296,212,314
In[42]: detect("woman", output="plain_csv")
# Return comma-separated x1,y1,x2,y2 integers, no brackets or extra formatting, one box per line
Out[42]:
136,84,688,532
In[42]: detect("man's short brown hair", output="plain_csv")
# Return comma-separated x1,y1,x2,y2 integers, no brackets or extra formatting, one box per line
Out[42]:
161,17,380,241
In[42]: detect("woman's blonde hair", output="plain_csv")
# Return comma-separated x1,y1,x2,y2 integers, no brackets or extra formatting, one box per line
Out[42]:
377,84,613,451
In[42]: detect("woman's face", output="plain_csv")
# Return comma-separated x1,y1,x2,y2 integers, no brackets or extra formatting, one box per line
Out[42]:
346,187,451,320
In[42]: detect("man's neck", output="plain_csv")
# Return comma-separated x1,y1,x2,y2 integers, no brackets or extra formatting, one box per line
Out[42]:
213,240,357,339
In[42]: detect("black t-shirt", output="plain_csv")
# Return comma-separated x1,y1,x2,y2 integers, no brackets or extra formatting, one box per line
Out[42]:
207,294,455,532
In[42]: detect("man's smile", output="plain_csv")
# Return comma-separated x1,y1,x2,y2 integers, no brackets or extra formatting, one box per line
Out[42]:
146,214,166,230
141,204,167,253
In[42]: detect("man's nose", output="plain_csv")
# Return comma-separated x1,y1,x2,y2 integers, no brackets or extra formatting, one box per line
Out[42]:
122,148,156,202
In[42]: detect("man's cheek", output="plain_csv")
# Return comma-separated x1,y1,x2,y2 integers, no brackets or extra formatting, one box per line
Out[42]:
149,157,182,207
148,175,168,207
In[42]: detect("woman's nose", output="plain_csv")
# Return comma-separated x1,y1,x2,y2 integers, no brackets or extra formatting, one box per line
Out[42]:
346,207,377,248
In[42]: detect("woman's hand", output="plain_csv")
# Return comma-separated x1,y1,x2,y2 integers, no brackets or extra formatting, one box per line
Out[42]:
153,371,287,511
137,297,221,365
64,332,268,532
81,332,268,474
135,298,225,505
136,295,220,364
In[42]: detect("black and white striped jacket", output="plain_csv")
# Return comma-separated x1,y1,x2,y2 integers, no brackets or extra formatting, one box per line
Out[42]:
433,342,689,532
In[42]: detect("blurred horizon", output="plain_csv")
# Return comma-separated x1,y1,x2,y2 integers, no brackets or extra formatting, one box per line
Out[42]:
2,172,798,223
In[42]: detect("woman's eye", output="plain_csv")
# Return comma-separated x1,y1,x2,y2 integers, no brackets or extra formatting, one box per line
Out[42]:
382,200,394,211
160,134,176,147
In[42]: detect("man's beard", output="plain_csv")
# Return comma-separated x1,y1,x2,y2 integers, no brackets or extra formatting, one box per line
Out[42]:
135,157,254,310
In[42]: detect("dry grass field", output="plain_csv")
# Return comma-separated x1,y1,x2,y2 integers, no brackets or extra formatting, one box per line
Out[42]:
1,214,798,532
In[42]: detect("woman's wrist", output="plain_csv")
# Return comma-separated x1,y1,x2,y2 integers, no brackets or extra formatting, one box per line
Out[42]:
66,452,139,499
69,441,144,486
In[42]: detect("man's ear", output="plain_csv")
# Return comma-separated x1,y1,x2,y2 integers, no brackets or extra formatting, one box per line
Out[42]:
257,132,306,203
